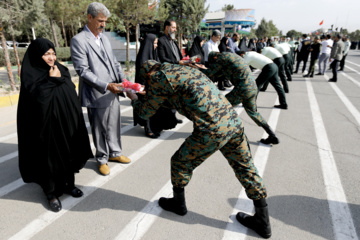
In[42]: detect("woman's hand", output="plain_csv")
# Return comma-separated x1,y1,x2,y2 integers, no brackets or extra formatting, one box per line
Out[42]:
49,65,61,77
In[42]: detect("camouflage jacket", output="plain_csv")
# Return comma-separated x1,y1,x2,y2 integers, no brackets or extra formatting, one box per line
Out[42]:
132,63,242,135
200,52,258,106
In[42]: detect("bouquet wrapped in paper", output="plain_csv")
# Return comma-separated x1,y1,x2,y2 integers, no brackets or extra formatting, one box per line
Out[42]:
182,55,202,64
118,79,144,93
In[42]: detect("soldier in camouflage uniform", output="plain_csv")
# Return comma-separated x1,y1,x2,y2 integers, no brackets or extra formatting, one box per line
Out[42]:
199,52,279,145
127,60,271,239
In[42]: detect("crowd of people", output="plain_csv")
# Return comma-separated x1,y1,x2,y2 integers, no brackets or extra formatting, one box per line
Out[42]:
16,1,355,239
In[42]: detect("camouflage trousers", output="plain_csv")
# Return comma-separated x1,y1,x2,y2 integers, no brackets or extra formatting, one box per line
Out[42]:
226,86,267,127
242,93,268,127
171,127,267,200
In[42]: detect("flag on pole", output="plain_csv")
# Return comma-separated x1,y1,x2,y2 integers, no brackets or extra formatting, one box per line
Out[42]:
319,20,324,25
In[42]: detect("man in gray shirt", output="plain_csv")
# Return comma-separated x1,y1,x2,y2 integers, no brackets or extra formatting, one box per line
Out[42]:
329,34,345,82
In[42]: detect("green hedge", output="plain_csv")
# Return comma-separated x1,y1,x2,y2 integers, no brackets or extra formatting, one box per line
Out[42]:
0,47,71,67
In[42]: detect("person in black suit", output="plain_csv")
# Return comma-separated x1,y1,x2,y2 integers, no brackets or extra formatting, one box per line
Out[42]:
157,20,185,65
157,19,185,123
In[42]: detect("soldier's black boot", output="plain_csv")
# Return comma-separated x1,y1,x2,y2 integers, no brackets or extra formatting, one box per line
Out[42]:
159,187,187,216
236,198,271,239
224,79,232,88
218,79,225,91
260,124,279,145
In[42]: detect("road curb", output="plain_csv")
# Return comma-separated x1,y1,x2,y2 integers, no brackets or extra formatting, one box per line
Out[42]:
0,80,79,108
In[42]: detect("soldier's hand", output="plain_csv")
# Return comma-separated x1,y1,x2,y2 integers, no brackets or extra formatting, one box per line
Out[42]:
195,64,207,69
107,83,123,94
126,91,138,100
49,65,61,77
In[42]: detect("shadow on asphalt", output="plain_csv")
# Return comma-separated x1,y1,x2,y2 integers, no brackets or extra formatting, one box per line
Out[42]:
228,195,360,239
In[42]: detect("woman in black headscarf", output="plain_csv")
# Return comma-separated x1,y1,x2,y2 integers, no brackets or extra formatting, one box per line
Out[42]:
238,36,248,52
188,35,205,64
248,38,257,51
134,33,177,138
218,36,231,53
17,38,93,212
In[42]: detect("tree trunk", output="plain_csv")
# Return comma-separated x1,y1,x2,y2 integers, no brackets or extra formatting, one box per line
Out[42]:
135,24,139,55
11,34,21,77
61,17,68,47
126,26,130,71
0,30,16,91
50,19,59,47
71,23,75,39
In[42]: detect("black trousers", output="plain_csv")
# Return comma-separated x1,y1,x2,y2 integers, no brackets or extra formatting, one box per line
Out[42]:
339,54,347,70
283,53,293,79
295,54,309,73
330,60,340,81
256,63,287,105
261,57,289,92
308,58,318,76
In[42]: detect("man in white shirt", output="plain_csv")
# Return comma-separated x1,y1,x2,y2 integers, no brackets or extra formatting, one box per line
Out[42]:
203,30,223,89
316,34,333,75
339,36,351,71
241,51,288,110
203,30,221,62
260,46,289,93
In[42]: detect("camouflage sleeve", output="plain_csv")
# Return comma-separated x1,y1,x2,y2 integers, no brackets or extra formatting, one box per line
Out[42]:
225,88,242,106
199,62,223,79
131,72,171,119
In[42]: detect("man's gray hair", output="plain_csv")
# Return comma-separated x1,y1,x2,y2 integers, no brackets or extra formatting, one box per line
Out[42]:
87,2,111,18
212,30,221,37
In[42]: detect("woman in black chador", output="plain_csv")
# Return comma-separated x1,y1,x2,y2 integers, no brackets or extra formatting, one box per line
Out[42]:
248,38,257,52
17,38,93,212
134,33,177,138
238,36,249,52
218,36,231,53
188,35,205,64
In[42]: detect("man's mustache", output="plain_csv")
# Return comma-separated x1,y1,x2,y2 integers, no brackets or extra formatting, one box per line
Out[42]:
98,26,104,30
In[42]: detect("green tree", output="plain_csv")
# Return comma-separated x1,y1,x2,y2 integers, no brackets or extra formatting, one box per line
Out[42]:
115,0,155,70
255,18,269,38
268,20,279,37
222,4,234,11
286,29,302,39
348,29,360,40
161,0,209,49
249,27,257,39
0,0,28,90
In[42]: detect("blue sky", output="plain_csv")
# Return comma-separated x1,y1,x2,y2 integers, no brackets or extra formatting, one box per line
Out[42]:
205,0,360,34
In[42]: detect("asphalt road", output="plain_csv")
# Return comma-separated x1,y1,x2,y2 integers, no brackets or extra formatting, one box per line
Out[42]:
0,50,359,240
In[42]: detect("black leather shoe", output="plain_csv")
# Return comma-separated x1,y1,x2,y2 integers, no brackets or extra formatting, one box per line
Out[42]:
315,73,323,75
274,104,288,109
66,187,84,198
338,69,343,71
303,74,310,77
176,118,183,124
259,88,266,92
48,197,62,212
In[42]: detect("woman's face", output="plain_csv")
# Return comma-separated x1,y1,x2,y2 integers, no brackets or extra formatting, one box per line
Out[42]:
42,48,56,67
200,40,205,47
154,38,158,50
